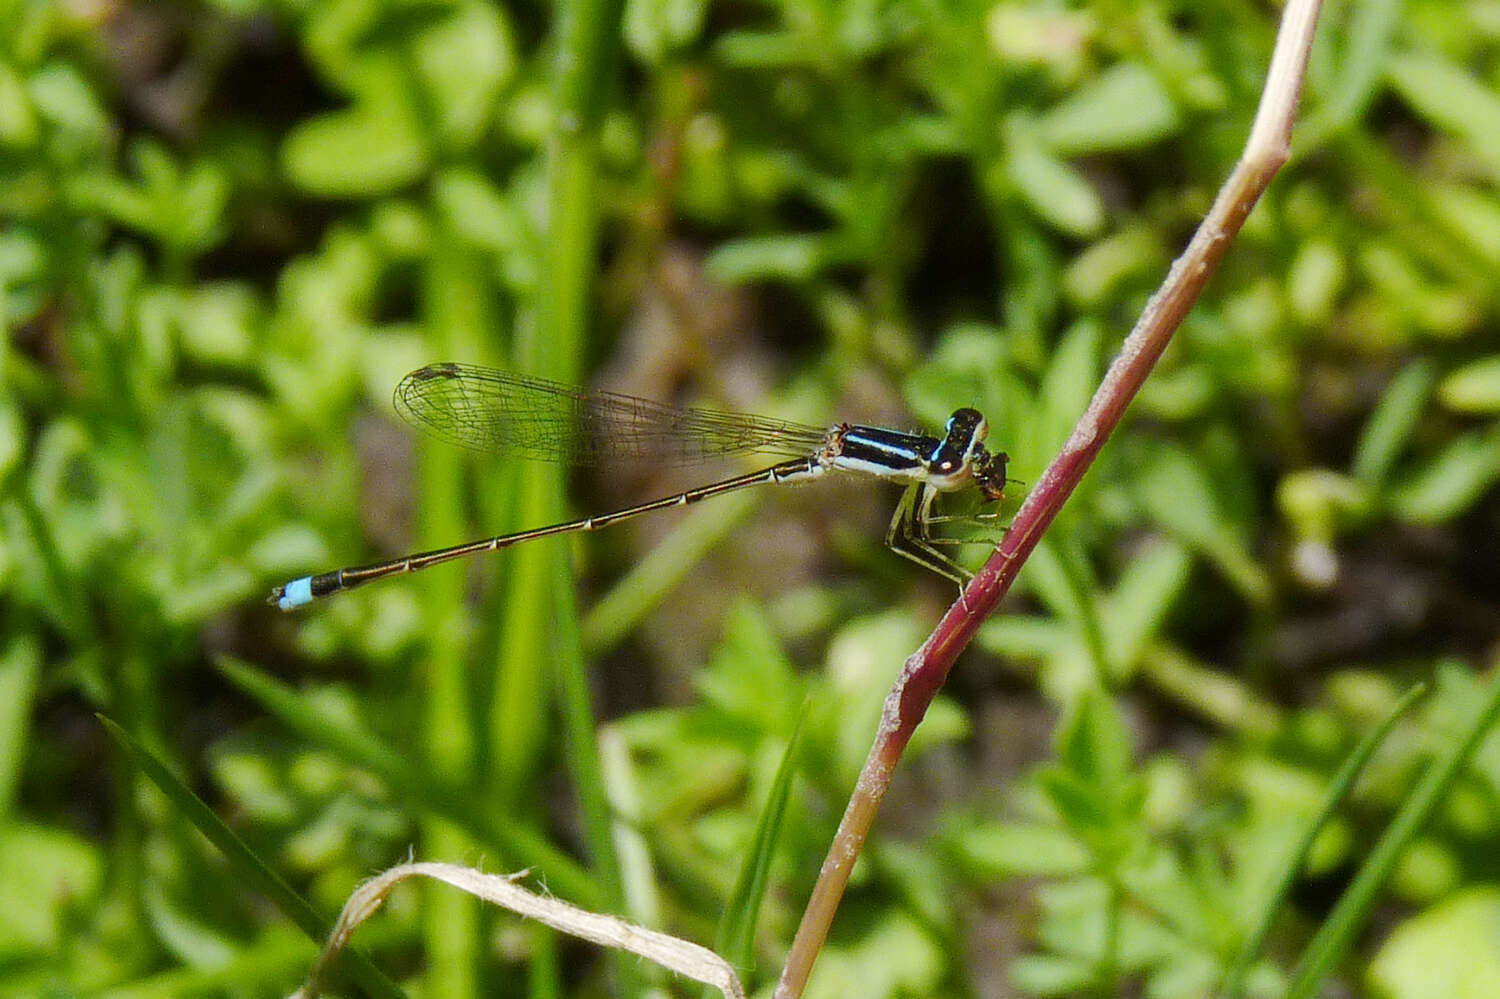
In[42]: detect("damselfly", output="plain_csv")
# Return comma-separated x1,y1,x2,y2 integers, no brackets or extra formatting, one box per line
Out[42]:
270,363,1009,610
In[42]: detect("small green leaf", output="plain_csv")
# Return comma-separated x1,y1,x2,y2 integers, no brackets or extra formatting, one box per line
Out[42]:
1352,360,1436,488
1055,690,1132,787
0,231,46,323
819,611,936,781
1010,953,1098,995
27,60,107,140
1038,768,1110,832
0,61,37,146
713,30,808,68
1063,226,1164,307
174,161,230,252
0,636,40,818
1430,184,1500,265
1100,540,1191,678
63,173,153,236
1438,356,1500,414
0,393,23,484
1033,320,1100,468
1134,444,1221,543
283,76,429,197
679,112,733,222
1134,444,1270,604
1287,239,1345,324
1002,140,1105,238
1136,364,1215,419
1298,0,1404,141
0,821,103,953
707,233,833,282
975,615,1069,659
1144,950,1221,999
696,600,803,731
1390,837,1461,901
1021,537,1088,630
1276,469,1373,541
910,696,972,754
414,2,515,148
800,912,945,999
1387,54,1500,183
177,283,260,366
902,323,1012,431
1368,889,1500,999
1036,61,1181,155
626,0,710,63
433,168,525,252
948,821,1090,878
1389,428,1500,523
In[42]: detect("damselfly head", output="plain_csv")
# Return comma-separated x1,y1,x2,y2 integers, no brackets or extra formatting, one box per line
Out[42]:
942,408,1008,501
925,408,984,476
946,408,987,447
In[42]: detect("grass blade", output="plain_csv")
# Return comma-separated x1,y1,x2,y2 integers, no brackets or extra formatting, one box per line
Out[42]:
214,656,599,907
1284,667,1500,999
1220,680,1428,999
708,699,811,994
98,716,408,999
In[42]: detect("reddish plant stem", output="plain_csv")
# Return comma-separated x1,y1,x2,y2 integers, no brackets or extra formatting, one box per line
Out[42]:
774,1,1323,994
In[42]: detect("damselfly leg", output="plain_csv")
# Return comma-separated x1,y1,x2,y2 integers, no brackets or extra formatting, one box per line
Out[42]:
921,509,1009,546
885,483,975,585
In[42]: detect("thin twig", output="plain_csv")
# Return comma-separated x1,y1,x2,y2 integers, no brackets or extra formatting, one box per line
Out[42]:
773,1,1325,994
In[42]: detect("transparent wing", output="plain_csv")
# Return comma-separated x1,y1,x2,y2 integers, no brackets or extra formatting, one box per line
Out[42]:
393,363,832,467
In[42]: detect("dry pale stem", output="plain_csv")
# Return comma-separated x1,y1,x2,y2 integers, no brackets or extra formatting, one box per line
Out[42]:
774,1,1324,995
292,862,746,999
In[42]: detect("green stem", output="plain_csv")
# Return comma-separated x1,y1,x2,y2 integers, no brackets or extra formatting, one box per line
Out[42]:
495,0,637,993
420,239,489,999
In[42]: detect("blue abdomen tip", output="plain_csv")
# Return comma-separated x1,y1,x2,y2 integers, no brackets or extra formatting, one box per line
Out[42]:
278,577,314,610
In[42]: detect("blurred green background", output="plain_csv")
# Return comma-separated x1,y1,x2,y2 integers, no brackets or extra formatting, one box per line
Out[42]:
5,0,1500,996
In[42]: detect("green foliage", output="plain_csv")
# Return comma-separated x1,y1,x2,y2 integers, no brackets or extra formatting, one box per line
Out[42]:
1368,889,1500,999
5,0,1500,996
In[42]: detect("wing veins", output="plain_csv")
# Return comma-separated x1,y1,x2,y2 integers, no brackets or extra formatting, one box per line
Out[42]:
392,363,830,467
